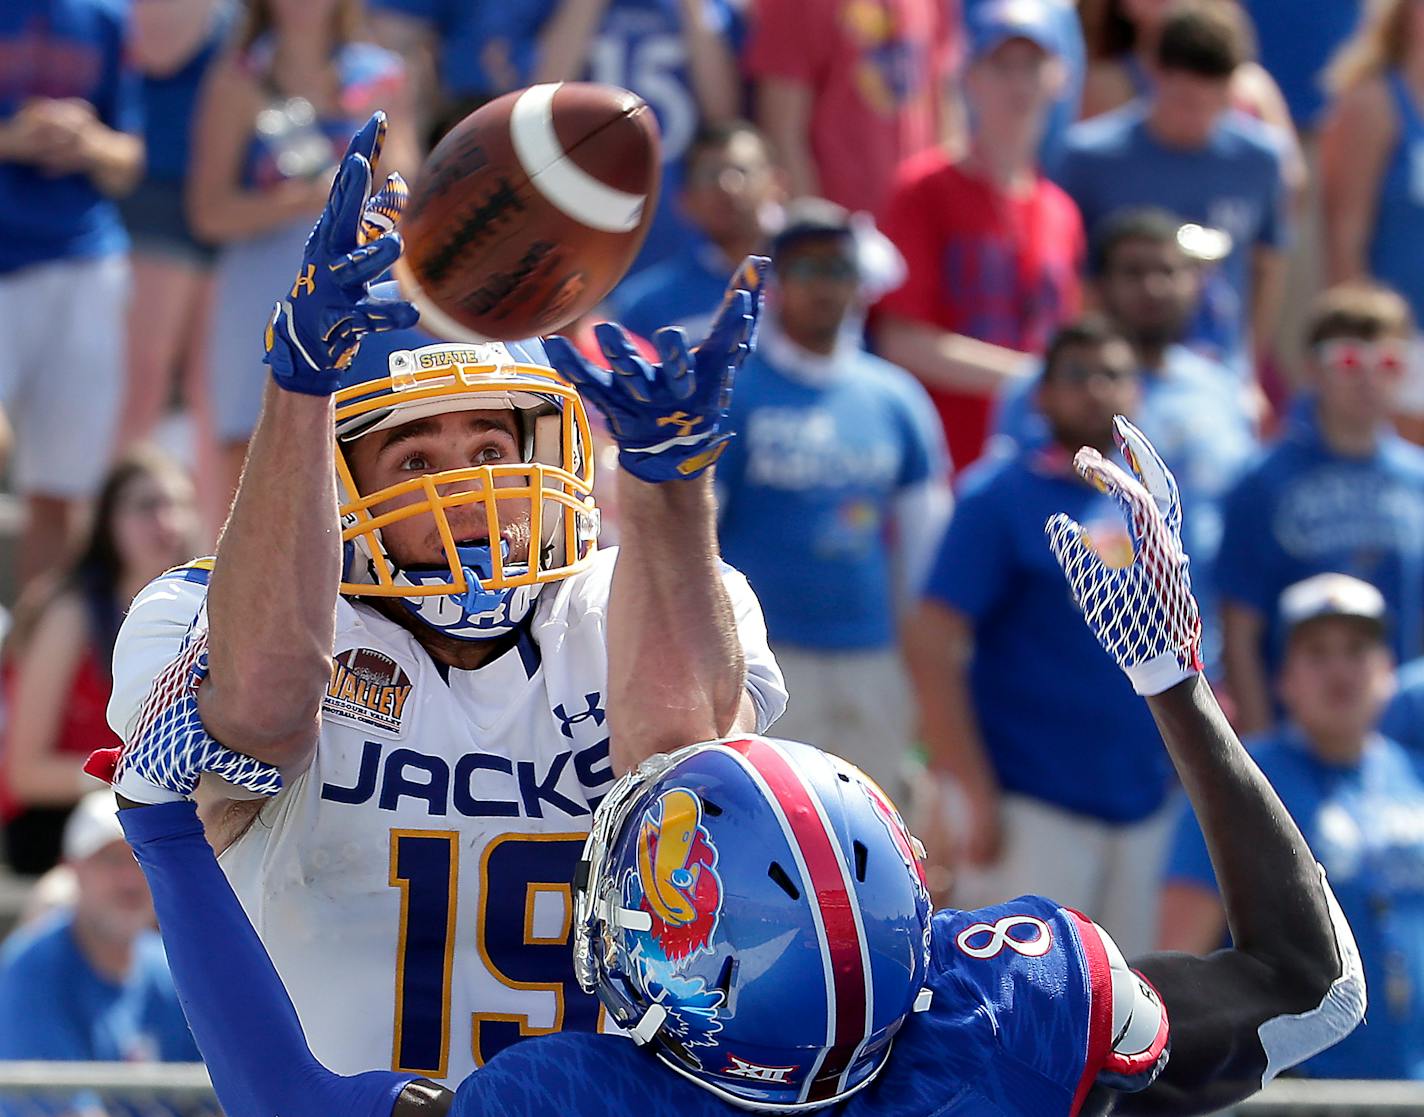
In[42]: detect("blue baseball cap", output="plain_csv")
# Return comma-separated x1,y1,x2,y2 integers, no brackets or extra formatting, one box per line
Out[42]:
968,0,1060,60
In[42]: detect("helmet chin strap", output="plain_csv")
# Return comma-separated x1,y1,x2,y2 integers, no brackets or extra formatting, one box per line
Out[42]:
394,541,539,642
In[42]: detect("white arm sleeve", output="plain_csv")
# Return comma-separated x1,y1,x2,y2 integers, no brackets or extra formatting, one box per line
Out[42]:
891,476,952,616
108,566,212,744
1257,865,1367,1084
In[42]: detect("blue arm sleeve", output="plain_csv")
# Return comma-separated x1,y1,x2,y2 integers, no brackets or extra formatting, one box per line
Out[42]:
119,802,418,1117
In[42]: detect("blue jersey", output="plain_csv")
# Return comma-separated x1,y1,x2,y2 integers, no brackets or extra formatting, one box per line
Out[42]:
0,913,198,1064
1368,71,1424,329
992,345,1255,668
448,898,1168,1117
608,244,732,342
1242,0,1363,127
1053,105,1289,375
1216,403,1424,672
924,446,1173,822
717,327,946,650
367,0,534,100
1381,655,1424,755
1165,729,1424,1080
0,0,141,272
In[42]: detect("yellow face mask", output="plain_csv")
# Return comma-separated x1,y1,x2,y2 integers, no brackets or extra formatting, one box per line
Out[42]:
333,342,599,612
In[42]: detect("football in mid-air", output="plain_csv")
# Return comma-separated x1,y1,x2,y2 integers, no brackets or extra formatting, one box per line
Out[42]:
395,82,660,342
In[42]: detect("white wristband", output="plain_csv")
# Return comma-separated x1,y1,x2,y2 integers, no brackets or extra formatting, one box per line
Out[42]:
1123,651,1199,697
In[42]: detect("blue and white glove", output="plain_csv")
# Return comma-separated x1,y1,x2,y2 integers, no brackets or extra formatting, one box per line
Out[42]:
85,636,283,805
543,256,768,482
1045,416,1204,696
263,112,419,395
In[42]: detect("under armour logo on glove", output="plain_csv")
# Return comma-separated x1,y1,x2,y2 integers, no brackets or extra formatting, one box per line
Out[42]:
263,112,419,396
86,635,283,805
1045,416,1203,697
543,256,768,483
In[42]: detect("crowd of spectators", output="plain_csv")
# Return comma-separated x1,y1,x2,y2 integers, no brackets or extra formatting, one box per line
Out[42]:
10,0,1424,1086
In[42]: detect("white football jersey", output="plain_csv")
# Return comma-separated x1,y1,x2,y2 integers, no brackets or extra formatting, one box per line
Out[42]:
109,549,785,1085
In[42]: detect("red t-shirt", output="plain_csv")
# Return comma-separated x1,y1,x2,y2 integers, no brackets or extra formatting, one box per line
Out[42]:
744,0,960,220
877,151,1084,470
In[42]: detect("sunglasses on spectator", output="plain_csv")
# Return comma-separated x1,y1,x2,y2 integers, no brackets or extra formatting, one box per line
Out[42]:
1315,338,1409,379
779,257,859,282
1050,361,1136,385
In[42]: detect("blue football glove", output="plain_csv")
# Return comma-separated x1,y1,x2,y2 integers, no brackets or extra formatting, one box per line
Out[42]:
543,256,768,482
263,112,419,396
1045,416,1203,697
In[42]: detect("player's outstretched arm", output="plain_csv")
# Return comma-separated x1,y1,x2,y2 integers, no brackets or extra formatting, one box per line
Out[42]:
118,796,445,1117
200,115,417,771
1047,419,1364,1116
544,259,769,772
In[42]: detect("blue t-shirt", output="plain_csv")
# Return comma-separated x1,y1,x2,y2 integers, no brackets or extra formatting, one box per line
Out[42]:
1242,0,1363,128
449,898,1163,1117
1367,72,1424,329
1217,404,1424,672
0,912,198,1064
717,328,945,650
992,345,1255,667
0,0,141,272
607,244,731,342
923,446,1172,822
136,5,231,184
1382,656,1424,755
1052,105,1288,375
1164,729,1424,1079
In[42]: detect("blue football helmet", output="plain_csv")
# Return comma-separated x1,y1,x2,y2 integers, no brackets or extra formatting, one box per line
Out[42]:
334,283,599,641
574,736,934,1111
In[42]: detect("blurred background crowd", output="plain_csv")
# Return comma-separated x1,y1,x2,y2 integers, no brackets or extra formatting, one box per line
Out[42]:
4,0,1424,1088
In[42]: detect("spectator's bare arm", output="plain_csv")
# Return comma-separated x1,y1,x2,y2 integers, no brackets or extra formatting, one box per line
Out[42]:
533,0,614,84
369,9,439,147
1249,246,1285,374
186,61,331,243
1319,78,1396,284
876,313,1033,394
676,0,738,123
755,77,820,199
5,594,95,807
12,98,143,195
1221,599,1273,736
1157,880,1226,954
903,600,1003,869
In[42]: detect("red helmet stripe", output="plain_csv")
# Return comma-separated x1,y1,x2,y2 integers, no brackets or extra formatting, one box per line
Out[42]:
720,738,873,1102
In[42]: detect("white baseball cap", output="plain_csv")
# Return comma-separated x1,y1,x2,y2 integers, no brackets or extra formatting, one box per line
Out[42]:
1279,573,1388,640
62,790,127,863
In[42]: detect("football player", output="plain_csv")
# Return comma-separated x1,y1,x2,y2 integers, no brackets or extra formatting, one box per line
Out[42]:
87,114,786,1084
110,418,1364,1116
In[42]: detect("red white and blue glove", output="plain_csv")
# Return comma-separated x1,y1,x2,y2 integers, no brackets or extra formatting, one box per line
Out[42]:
543,256,768,483
85,635,283,805
1045,416,1204,697
263,112,418,396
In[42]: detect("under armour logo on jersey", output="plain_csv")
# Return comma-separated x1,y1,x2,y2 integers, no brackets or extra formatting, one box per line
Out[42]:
955,915,1053,960
722,1055,796,1084
291,264,317,297
553,693,605,738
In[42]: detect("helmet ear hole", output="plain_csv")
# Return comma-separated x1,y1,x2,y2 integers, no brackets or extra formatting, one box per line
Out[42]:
853,840,869,883
767,861,800,900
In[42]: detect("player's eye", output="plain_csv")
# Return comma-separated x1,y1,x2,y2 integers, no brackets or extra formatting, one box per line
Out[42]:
473,445,505,465
399,453,431,472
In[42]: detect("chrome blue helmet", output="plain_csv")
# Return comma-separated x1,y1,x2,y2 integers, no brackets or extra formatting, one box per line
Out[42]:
574,737,933,1111
334,284,599,641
